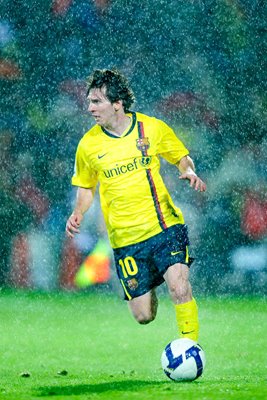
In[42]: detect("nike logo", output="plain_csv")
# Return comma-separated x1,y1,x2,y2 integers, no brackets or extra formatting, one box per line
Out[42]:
98,153,107,159
181,330,195,335
171,250,183,256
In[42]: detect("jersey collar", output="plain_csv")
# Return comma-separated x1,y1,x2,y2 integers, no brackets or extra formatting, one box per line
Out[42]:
101,112,136,138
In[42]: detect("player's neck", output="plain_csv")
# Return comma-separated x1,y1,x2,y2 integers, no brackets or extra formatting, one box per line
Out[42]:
103,113,131,137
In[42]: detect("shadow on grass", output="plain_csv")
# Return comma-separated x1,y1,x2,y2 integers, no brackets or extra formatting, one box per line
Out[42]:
36,379,174,397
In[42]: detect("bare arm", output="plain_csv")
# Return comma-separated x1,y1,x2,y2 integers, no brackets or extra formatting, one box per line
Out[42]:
177,155,206,192
66,187,95,238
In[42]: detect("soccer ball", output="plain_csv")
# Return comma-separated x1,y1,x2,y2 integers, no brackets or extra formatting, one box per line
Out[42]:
161,338,206,381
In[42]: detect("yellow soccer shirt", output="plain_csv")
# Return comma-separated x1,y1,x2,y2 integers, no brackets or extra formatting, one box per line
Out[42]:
72,112,189,248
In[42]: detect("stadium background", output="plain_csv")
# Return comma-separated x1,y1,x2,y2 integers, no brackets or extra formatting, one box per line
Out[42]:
1,0,266,295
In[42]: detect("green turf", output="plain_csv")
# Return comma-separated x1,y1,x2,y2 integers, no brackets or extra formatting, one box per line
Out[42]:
0,289,266,400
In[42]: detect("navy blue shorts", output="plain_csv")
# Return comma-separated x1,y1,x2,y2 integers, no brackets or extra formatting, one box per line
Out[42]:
113,224,193,300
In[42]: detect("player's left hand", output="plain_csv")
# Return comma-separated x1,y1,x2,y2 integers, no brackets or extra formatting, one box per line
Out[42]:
179,173,207,192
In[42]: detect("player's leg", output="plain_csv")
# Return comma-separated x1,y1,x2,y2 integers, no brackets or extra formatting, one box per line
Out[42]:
113,236,159,324
164,262,192,302
164,262,199,342
128,289,158,324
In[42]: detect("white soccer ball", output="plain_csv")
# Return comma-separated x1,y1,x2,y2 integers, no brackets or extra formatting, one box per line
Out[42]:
161,338,206,381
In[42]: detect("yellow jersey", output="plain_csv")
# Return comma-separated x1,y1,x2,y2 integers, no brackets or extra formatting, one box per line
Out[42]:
72,112,189,248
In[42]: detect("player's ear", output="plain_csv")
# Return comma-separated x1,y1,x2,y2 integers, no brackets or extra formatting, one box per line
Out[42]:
113,100,123,112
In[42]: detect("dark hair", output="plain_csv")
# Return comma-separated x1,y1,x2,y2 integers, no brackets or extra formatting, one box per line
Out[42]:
86,68,135,112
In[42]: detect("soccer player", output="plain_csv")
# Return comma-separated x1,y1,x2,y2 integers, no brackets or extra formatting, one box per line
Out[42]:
66,68,206,343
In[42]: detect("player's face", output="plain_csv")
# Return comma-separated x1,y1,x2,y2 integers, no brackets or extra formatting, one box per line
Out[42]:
87,87,116,127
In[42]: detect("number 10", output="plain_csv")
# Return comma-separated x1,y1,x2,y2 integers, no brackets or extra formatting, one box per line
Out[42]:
118,256,138,278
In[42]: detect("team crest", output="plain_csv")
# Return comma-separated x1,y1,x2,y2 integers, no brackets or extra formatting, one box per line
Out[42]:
127,278,139,291
139,156,152,168
136,137,150,152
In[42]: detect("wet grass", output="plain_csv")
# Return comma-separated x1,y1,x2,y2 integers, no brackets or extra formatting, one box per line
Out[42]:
0,290,266,400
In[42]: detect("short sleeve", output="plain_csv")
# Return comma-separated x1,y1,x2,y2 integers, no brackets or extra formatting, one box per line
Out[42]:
157,119,189,164
71,141,98,188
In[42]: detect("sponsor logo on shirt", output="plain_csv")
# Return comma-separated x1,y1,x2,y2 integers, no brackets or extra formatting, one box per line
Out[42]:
139,156,151,167
103,157,151,178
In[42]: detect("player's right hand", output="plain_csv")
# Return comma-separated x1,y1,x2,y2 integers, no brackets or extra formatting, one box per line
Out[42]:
65,212,83,238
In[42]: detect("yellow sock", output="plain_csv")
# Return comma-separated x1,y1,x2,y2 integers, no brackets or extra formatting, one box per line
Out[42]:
175,298,199,342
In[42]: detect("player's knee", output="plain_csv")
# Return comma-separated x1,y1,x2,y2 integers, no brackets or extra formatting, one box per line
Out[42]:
168,282,191,303
137,316,155,325
135,310,156,325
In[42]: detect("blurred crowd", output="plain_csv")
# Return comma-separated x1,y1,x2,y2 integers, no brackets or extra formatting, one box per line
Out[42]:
0,0,266,294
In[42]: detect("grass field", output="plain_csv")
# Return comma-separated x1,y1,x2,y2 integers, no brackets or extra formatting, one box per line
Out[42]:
0,289,266,400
